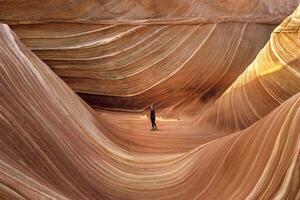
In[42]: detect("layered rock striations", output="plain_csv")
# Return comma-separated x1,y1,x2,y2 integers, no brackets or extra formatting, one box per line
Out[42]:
1,0,298,114
0,1,300,200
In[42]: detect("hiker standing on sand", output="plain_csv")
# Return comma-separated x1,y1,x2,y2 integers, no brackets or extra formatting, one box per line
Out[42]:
150,105,158,131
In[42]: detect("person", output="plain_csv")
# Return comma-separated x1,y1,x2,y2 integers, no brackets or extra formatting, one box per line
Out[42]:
150,105,157,131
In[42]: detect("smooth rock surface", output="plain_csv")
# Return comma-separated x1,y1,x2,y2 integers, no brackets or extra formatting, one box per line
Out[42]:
1,0,298,114
0,1,299,200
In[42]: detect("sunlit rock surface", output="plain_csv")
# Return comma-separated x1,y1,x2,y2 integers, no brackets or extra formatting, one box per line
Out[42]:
0,1,300,199
1,0,298,114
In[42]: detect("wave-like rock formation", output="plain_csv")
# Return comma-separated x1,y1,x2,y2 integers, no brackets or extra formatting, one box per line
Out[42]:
10,22,274,114
0,1,300,200
1,0,298,114
200,6,300,133
93,5,300,154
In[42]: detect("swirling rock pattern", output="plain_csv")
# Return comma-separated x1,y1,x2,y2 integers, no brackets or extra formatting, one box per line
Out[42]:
2,0,299,113
11,22,274,114
0,1,300,200
200,6,300,133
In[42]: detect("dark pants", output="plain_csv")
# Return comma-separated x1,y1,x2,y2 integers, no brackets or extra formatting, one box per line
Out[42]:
151,118,157,130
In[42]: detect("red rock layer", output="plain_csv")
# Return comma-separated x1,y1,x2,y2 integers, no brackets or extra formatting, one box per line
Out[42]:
2,1,299,114
0,5,299,199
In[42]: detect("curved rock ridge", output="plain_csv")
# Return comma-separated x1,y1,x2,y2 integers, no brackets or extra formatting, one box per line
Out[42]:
200,5,300,133
97,6,300,153
0,5,300,199
1,1,299,113
8,22,274,113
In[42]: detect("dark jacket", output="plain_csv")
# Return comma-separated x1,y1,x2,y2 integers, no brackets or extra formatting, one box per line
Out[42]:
150,109,155,119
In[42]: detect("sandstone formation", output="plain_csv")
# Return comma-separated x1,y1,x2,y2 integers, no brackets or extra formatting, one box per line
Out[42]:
0,1,300,199
2,0,298,113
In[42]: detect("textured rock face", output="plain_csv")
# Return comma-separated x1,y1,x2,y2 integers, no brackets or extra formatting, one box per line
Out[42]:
0,0,299,23
10,23,274,114
200,8,300,133
0,1,300,200
1,0,299,114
